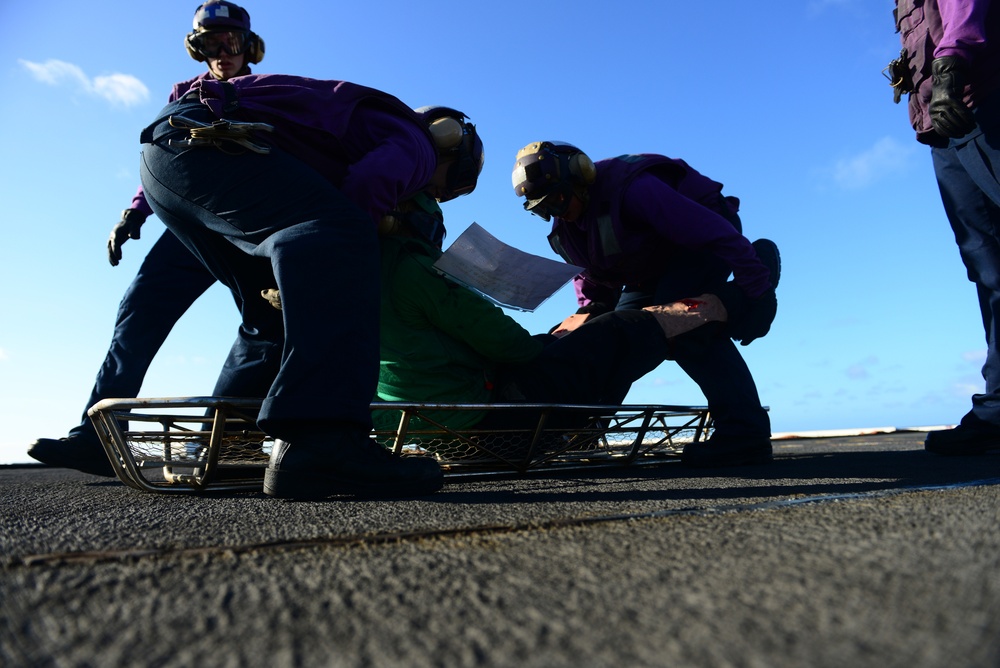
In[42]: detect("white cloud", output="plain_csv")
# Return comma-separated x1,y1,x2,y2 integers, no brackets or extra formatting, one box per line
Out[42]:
961,349,987,364
846,355,879,380
0,348,8,362
19,59,149,108
846,364,869,380
91,73,151,107
956,380,980,391
831,137,916,190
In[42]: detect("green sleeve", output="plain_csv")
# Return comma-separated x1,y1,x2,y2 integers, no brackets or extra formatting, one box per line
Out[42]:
392,247,543,363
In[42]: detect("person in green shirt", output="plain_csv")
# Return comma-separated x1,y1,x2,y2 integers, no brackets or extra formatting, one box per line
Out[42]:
373,195,726,435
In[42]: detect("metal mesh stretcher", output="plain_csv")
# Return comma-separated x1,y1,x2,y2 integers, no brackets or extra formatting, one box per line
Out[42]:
87,397,713,494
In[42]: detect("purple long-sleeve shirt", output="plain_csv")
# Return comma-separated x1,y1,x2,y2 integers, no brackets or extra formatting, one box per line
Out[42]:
623,173,769,293
552,156,772,309
186,74,436,224
896,0,1000,142
936,0,992,60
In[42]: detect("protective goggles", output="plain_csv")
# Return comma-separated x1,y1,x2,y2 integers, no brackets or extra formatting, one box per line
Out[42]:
188,30,251,58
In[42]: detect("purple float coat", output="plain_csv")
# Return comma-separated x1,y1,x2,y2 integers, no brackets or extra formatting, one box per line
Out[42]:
896,0,1000,144
549,155,773,309
181,74,437,224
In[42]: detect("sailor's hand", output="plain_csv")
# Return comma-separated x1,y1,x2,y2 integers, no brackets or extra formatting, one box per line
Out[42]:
108,209,148,266
550,313,591,338
642,294,727,339
261,288,282,310
930,56,976,138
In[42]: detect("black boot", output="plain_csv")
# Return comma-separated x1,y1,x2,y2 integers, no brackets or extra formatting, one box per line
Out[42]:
263,429,443,499
27,428,115,478
681,432,773,468
925,417,1000,455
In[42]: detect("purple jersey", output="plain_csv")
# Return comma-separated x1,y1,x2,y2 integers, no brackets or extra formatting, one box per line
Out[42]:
896,0,1000,144
139,74,437,225
548,154,773,308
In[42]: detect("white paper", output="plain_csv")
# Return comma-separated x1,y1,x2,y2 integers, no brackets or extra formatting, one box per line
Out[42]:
432,223,583,312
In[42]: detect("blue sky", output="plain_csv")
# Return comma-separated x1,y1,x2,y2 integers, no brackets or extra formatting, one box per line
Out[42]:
0,1,986,463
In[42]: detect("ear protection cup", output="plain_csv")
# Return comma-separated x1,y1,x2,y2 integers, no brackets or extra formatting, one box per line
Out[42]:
246,33,265,64
414,105,484,200
428,116,464,151
185,33,206,62
567,150,596,186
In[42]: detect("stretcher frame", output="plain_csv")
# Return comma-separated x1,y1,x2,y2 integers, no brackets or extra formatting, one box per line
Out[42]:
87,397,713,494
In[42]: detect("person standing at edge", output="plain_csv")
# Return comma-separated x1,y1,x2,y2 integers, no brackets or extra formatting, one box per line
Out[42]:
890,0,1000,455
29,1,281,477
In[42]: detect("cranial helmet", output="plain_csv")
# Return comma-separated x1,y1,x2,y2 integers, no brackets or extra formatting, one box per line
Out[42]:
185,1,265,64
415,106,485,202
511,141,596,220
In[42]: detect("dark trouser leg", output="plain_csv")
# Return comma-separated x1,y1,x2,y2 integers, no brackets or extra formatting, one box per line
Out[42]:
617,246,770,439
672,335,770,437
209,254,284,400
501,310,669,405
140,141,379,436
483,311,670,431
932,96,1000,428
257,219,379,433
73,230,215,438
211,331,284,399
33,230,213,475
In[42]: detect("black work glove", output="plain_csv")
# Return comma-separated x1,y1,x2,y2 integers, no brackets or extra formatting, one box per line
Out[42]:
929,56,976,138
714,283,777,346
107,209,148,266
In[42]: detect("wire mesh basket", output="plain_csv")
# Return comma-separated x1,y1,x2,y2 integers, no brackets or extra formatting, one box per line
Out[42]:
88,398,713,493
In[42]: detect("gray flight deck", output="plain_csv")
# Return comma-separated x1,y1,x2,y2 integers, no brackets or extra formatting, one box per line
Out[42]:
3,431,999,667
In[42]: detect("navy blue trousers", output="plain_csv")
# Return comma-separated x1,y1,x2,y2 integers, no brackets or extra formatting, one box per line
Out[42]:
71,230,281,439
499,311,670,405
615,209,771,439
139,108,379,437
480,311,670,430
932,88,1000,428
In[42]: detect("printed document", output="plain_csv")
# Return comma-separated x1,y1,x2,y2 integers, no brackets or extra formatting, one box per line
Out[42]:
432,223,582,311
